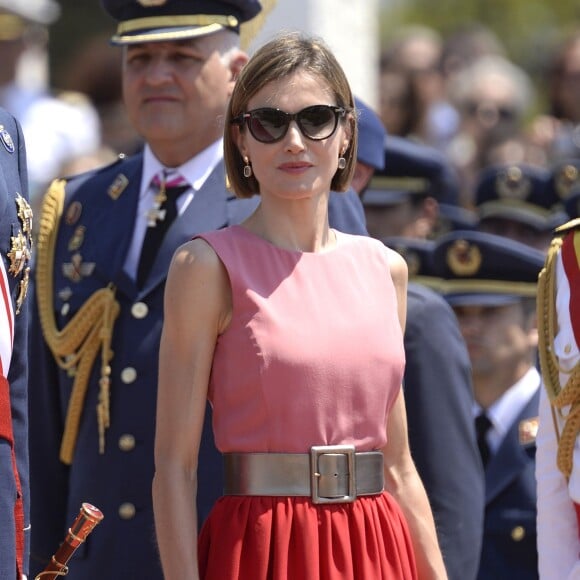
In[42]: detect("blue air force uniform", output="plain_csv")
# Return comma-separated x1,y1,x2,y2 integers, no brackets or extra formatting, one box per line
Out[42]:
433,231,545,580
0,108,32,579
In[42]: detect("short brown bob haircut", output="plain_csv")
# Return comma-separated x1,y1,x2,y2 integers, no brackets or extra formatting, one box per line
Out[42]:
225,31,358,199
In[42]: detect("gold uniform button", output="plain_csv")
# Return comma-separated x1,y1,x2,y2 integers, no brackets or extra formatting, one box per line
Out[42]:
511,526,525,541
118,502,136,520
118,434,136,452
120,367,137,384
131,302,149,319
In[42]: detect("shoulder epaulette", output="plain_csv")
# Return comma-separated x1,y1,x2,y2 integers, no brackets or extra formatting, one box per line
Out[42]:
555,217,580,235
60,153,127,183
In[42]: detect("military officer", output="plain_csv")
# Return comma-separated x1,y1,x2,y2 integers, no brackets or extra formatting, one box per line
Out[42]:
474,162,568,252
536,217,580,579
433,230,545,579
548,158,580,221
27,1,368,579
362,134,477,239
0,107,33,580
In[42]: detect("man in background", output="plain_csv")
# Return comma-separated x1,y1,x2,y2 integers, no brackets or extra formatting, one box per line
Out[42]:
433,230,544,579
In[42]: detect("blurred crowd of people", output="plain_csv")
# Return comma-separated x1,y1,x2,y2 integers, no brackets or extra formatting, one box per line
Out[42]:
378,21,580,221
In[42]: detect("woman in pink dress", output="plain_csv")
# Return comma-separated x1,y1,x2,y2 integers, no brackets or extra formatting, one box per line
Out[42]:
152,31,446,580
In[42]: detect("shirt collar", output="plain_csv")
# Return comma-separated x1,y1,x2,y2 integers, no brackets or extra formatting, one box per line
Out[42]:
473,366,540,439
141,139,223,197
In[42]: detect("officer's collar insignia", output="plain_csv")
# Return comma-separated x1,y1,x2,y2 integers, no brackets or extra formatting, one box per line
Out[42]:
496,166,531,200
555,164,580,200
446,239,482,277
62,253,96,283
7,230,31,276
108,174,129,200
15,193,33,236
0,125,15,153
519,417,539,446
65,201,82,225
137,0,167,5
68,226,86,252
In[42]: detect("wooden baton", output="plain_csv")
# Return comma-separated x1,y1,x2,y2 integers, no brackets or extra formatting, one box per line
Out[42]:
35,503,104,579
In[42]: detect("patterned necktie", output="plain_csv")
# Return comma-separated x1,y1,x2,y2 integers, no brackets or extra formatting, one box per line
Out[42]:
475,412,493,467
137,170,189,287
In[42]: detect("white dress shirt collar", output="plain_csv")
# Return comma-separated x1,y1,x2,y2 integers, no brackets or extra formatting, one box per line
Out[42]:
141,139,223,195
474,366,540,453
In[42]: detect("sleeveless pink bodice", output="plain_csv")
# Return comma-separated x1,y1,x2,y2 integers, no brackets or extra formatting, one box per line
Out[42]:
197,226,405,454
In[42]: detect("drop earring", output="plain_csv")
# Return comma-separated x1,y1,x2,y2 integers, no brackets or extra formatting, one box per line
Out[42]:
337,156,346,170
243,157,252,178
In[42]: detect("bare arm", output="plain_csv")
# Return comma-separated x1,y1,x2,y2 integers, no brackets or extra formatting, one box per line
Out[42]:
382,249,447,580
152,238,231,579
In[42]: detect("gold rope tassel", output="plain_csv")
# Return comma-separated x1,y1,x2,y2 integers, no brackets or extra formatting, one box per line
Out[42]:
537,234,580,478
36,179,120,465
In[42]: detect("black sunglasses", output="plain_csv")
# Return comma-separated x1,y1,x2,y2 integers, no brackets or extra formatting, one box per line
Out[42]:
231,105,346,144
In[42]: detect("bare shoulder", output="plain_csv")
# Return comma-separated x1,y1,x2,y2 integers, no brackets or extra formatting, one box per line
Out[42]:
166,237,231,332
168,237,224,284
171,237,220,268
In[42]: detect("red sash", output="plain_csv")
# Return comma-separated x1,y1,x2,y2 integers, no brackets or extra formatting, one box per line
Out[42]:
574,502,580,541
561,229,580,346
0,374,24,577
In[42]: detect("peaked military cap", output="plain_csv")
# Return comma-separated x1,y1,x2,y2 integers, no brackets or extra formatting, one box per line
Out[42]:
432,230,545,306
475,163,567,232
363,135,460,208
355,96,386,172
546,159,580,220
101,0,262,45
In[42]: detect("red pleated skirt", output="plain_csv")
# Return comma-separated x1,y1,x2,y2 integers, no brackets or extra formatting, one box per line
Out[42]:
198,492,417,579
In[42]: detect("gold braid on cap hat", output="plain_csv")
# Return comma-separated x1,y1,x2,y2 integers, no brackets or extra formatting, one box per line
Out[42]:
537,232,580,479
36,179,120,465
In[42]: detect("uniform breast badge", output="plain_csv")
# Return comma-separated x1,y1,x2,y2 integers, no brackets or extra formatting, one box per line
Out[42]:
519,417,539,446
62,253,96,283
68,226,86,252
108,174,129,200
65,201,83,226
15,268,29,315
146,185,168,227
7,229,31,314
7,230,31,276
0,125,15,153
15,193,33,236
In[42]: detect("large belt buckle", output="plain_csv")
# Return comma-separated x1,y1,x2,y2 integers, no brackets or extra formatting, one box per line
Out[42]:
310,444,356,504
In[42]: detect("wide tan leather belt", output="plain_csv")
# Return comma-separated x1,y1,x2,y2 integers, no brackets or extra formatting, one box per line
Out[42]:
223,445,384,504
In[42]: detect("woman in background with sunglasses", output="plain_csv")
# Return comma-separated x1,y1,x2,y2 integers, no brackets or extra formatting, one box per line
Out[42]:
153,31,446,580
